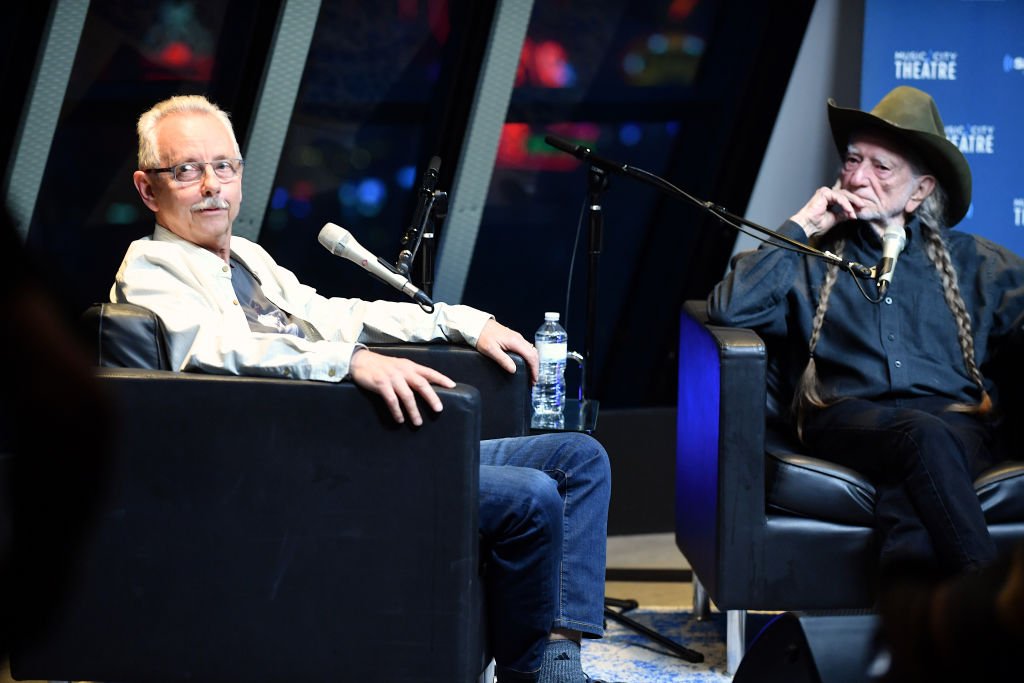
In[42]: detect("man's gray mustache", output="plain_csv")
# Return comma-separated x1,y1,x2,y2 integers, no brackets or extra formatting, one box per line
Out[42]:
191,197,230,211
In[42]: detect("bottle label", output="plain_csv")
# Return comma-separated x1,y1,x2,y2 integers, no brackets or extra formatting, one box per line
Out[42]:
538,342,567,362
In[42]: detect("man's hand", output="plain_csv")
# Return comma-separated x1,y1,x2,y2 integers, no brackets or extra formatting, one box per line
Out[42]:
475,319,539,383
789,180,866,238
348,348,456,426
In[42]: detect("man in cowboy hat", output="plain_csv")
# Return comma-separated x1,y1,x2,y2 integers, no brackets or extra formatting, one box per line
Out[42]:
708,85,1024,573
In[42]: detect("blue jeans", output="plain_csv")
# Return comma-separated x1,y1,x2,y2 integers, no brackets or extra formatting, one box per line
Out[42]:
802,396,998,572
478,432,611,681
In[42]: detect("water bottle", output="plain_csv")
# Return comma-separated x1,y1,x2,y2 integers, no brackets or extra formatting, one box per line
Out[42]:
532,312,567,424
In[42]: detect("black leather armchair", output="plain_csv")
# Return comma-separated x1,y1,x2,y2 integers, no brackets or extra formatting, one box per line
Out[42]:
674,300,1024,673
10,302,531,683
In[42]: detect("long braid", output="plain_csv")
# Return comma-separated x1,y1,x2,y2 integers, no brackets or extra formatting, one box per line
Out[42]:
792,238,846,440
918,220,993,415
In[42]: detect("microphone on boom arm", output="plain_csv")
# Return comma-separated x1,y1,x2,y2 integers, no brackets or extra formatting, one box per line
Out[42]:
543,135,632,176
875,222,907,295
542,134,879,286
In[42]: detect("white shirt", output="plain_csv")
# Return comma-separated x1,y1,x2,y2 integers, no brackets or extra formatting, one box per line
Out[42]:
110,225,492,381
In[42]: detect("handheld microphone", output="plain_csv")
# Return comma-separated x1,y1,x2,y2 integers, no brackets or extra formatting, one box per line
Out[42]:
318,223,434,307
876,222,907,295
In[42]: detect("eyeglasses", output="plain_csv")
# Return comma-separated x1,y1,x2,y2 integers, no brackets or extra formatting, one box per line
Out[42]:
145,158,244,183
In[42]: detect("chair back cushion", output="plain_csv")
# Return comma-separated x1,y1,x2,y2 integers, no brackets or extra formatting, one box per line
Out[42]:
81,303,170,370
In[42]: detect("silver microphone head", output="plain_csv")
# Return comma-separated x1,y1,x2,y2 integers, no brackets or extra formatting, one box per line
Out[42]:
317,222,351,255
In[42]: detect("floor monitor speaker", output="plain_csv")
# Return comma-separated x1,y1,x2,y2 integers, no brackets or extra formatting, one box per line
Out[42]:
733,612,879,683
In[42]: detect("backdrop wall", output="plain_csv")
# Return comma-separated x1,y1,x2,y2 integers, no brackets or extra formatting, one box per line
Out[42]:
862,0,1024,256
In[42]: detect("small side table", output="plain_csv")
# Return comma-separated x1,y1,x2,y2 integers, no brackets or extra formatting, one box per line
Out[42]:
530,399,600,434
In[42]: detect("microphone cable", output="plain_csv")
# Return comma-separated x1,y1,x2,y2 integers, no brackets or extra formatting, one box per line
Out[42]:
563,193,589,328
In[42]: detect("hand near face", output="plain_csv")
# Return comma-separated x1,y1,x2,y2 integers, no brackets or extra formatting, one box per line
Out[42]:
348,348,456,425
475,319,539,383
790,180,867,239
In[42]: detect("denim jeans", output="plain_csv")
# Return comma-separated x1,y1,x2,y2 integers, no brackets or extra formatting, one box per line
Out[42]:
478,432,611,681
802,396,998,572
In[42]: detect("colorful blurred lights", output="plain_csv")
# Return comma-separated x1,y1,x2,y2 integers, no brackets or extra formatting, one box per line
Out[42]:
338,178,387,217
647,34,669,55
271,187,288,210
619,124,642,146
158,41,193,68
623,53,646,76
396,165,416,189
517,38,576,88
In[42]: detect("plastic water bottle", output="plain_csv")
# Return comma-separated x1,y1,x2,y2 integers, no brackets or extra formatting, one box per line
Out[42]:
532,312,567,424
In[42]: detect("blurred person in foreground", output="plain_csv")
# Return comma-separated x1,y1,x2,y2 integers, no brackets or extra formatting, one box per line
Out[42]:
1,205,111,659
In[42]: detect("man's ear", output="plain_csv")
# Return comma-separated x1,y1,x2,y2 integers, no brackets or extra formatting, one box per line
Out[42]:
905,175,936,214
133,170,160,212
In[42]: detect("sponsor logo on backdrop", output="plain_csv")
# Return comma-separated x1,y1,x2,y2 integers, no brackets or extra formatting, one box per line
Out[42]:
1014,199,1024,227
894,50,957,80
945,124,995,154
1003,54,1024,74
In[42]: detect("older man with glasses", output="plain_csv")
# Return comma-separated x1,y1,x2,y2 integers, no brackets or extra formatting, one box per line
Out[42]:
114,94,617,683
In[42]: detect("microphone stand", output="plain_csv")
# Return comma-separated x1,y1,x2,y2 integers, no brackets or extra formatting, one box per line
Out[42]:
397,157,446,299
420,190,447,299
396,188,447,299
582,165,607,405
543,135,877,281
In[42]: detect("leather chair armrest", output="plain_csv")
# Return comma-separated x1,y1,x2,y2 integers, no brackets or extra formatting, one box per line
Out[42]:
370,344,531,439
79,303,530,439
676,300,768,599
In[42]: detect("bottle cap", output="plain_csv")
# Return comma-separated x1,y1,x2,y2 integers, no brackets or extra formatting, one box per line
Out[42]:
544,312,560,321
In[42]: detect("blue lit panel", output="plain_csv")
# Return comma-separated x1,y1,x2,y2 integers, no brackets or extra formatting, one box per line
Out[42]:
675,308,720,574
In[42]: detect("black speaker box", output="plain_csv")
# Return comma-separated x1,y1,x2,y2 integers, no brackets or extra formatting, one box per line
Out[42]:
733,612,879,683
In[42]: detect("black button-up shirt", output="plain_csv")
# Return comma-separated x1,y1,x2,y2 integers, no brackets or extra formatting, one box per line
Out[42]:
709,217,1024,404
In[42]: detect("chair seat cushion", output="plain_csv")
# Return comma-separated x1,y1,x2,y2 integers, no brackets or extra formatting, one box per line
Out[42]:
976,461,1024,523
767,433,1024,528
766,449,877,527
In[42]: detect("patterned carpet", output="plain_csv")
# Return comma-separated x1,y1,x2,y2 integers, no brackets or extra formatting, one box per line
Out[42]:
581,608,732,682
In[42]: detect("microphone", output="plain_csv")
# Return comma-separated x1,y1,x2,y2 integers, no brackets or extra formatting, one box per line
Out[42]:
420,155,440,194
318,223,434,307
875,222,907,295
397,156,441,275
544,134,631,176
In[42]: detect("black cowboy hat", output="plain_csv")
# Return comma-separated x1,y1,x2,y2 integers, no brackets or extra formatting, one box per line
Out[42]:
827,85,972,226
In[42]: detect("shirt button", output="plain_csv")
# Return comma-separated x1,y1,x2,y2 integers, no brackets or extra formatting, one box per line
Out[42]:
232,299,239,306
894,360,902,368
885,297,893,305
888,333,896,341
328,368,337,377
222,265,229,272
